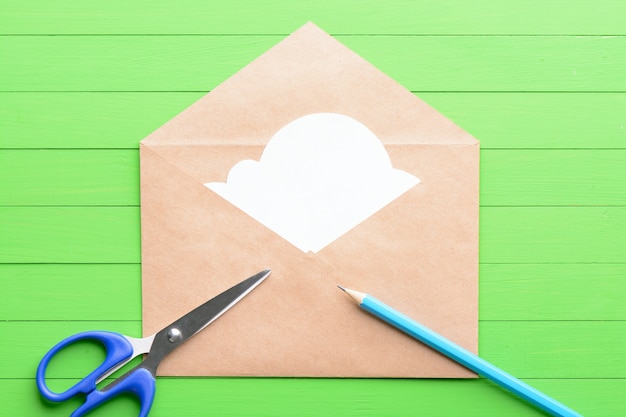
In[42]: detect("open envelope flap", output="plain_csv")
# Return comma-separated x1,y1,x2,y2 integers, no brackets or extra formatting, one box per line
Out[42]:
141,143,478,378
141,22,477,148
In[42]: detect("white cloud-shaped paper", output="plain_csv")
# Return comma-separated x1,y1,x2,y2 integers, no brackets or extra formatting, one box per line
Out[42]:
205,113,420,253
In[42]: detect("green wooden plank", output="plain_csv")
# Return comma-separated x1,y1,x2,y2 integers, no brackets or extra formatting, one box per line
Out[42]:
130,377,624,417
0,92,204,149
0,207,141,263
2,36,625,92
480,321,626,378
1,0,624,35
3,149,625,206
481,150,626,206
0,264,141,321
480,207,626,263
423,93,626,150
3,264,623,322
145,377,621,417
2,92,625,149
3,378,618,417
1,207,624,263
0,150,140,206
3,379,140,417
2,321,623,379
480,264,626,321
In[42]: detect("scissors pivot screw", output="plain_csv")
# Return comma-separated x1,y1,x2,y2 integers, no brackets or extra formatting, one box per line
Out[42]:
166,328,182,343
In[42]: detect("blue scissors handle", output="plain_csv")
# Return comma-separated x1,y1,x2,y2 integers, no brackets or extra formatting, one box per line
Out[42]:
36,271,271,417
36,330,156,417
71,367,156,417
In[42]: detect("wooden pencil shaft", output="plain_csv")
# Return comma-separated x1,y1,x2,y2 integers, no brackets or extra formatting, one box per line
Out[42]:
355,292,582,417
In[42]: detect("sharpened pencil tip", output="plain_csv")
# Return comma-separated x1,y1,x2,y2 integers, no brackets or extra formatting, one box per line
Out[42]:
337,286,366,305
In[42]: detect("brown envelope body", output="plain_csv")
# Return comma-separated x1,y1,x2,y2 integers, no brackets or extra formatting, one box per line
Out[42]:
140,23,479,377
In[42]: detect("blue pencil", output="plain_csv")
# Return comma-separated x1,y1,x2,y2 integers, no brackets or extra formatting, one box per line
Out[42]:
338,286,582,417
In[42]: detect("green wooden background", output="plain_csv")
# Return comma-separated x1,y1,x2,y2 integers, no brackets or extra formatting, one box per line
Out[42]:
1,1,625,416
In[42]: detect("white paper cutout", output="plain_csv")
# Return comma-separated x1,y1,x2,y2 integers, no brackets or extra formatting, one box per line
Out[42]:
205,113,420,253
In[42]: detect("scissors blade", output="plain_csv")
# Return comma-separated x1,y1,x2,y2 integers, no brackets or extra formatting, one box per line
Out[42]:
140,269,270,375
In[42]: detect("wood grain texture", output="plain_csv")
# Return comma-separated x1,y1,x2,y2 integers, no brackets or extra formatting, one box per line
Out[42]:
2,36,625,92
0,264,141,321
2,0,625,35
1,1,624,416
2,378,622,417
479,263,626,321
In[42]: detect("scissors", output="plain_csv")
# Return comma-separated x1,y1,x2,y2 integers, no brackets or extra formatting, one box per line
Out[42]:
36,269,271,417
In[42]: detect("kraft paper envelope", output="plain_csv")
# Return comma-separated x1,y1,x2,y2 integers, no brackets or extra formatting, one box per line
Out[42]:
140,22,479,377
